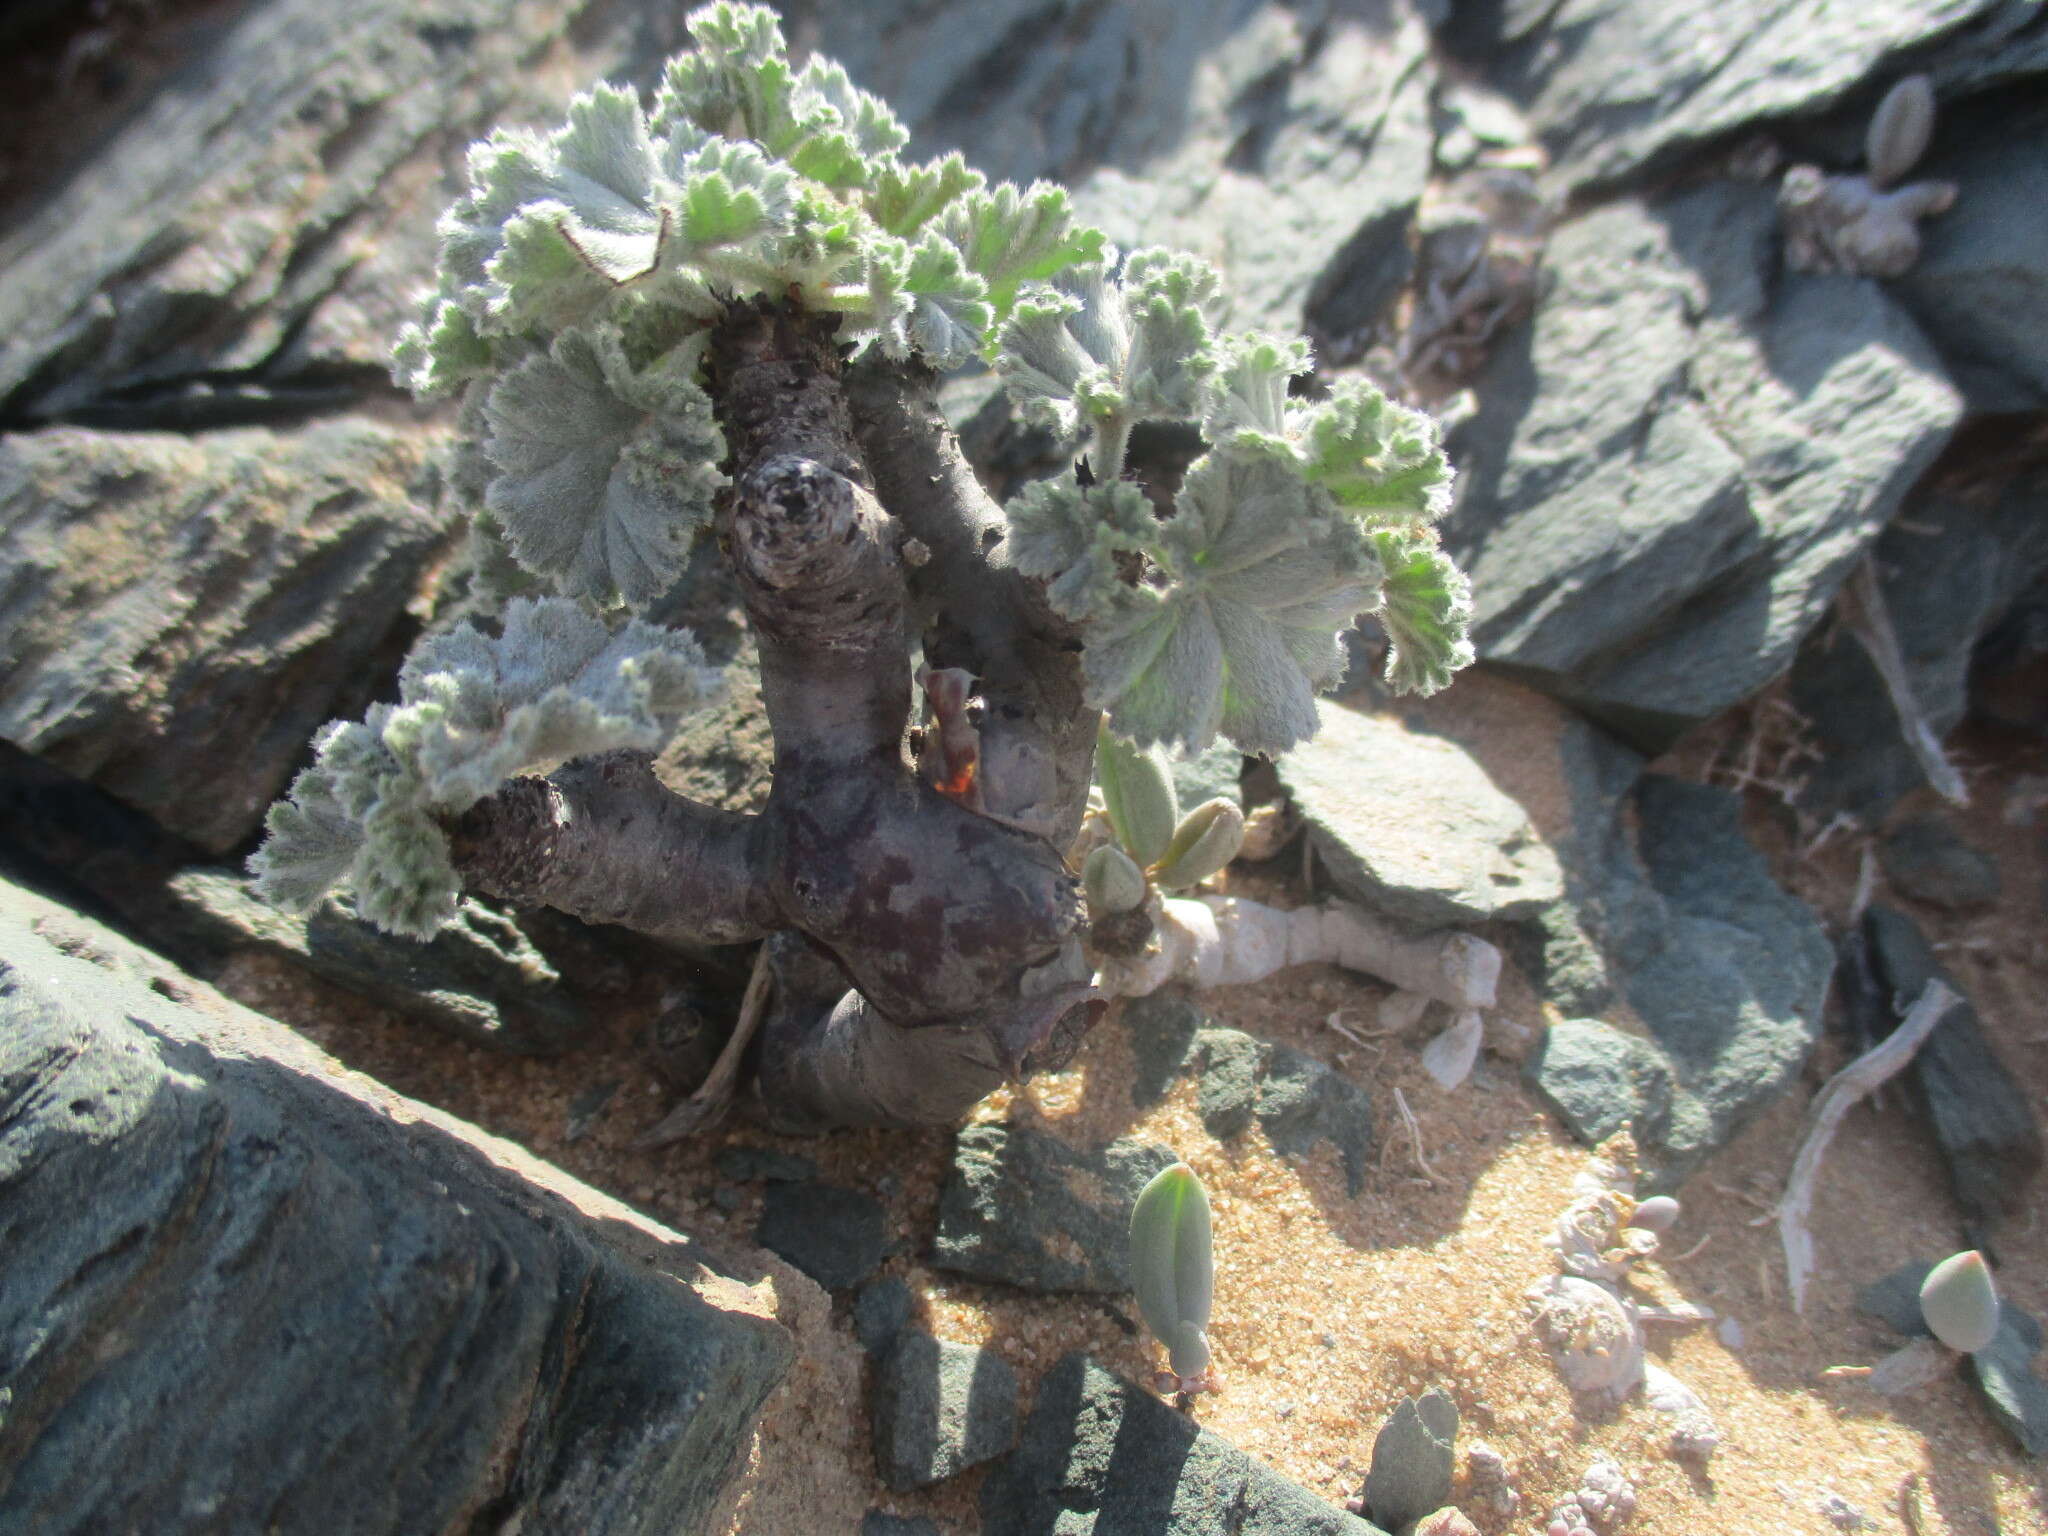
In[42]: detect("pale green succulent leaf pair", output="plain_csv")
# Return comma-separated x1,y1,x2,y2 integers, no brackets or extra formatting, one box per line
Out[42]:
1130,1161,1214,1385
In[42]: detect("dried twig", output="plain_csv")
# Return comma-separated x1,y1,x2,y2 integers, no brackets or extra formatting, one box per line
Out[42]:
1393,1085,1437,1184
1779,980,1960,1312
1838,558,1969,806
638,944,775,1147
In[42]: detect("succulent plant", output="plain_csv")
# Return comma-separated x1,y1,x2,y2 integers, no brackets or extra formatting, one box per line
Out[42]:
1129,1160,1217,1396
1920,1249,2000,1354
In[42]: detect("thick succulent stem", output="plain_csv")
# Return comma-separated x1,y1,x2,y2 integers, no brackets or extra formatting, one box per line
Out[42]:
447,751,775,946
845,354,1099,846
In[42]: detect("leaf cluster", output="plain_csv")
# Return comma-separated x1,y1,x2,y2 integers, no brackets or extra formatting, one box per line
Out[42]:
1004,314,1470,755
252,599,719,937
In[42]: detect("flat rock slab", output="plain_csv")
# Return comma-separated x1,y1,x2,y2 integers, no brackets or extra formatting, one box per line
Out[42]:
980,1353,1389,1535
157,869,589,1053
1448,185,1959,752
0,0,700,412
1277,700,1563,928
0,876,791,1533
0,421,449,851
932,1123,1174,1293
871,1331,1019,1490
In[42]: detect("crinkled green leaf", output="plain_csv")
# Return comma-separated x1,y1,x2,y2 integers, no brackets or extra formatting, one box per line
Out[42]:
995,247,1220,449
249,763,368,912
866,152,985,238
1372,527,1474,696
482,324,726,607
670,138,796,255
1004,475,1155,621
942,182,1107,322
251,598,723,939
1203,331,1313,439
388,597,723,810
1120,248,1221,420
352,801,464,941
1293,379,1454,523
652,3,796,144
892,232,992,369
1053,446,1382,756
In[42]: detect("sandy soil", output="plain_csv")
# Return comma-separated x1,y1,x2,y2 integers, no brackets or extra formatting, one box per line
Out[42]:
216,677,2048,1536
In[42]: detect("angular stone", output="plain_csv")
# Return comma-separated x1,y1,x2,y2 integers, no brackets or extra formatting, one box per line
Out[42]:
932,1123,1174,1293
855,1277,916,1358
1254,1043,1376,1198
1863,905,2044,1231
0,876,790,1533
871,1332,1019,1490
1525,1019,1676,1152
0,422,449,851
1362,1390,1459,1534
980,1354,1389,1535
1277,700,1563,927
1195,1027,1268,1139
1448,187,1959,752
756,1181,891,1292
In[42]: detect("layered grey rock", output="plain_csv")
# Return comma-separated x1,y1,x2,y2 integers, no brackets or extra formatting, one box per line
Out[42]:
981,1353,1388,1535
0,876,791,1533
932,1123,1174,1292
0,422,449,851
871,1331,1019,1490
0,0,701,415
824,0,1437,337
1486,0,2019,195
1276,700,1563,927
1447,186,1960,751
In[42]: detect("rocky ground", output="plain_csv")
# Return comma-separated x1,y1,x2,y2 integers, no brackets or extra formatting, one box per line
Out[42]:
2,0,2045,1532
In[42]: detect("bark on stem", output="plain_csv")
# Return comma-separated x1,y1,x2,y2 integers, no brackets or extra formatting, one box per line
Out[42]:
447,751,774,946
845,355,1098,846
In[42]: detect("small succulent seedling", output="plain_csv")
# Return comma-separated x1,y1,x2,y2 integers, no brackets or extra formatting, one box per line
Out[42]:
1129,1160,1219,1400
1082,724,1247,945
1920,1249,1999,1354
1779,73,1955,279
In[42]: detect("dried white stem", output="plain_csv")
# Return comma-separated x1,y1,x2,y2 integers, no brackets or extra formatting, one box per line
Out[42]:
1779,979,1960,1313
1096,894,1500,1008
1840,558,1969,807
